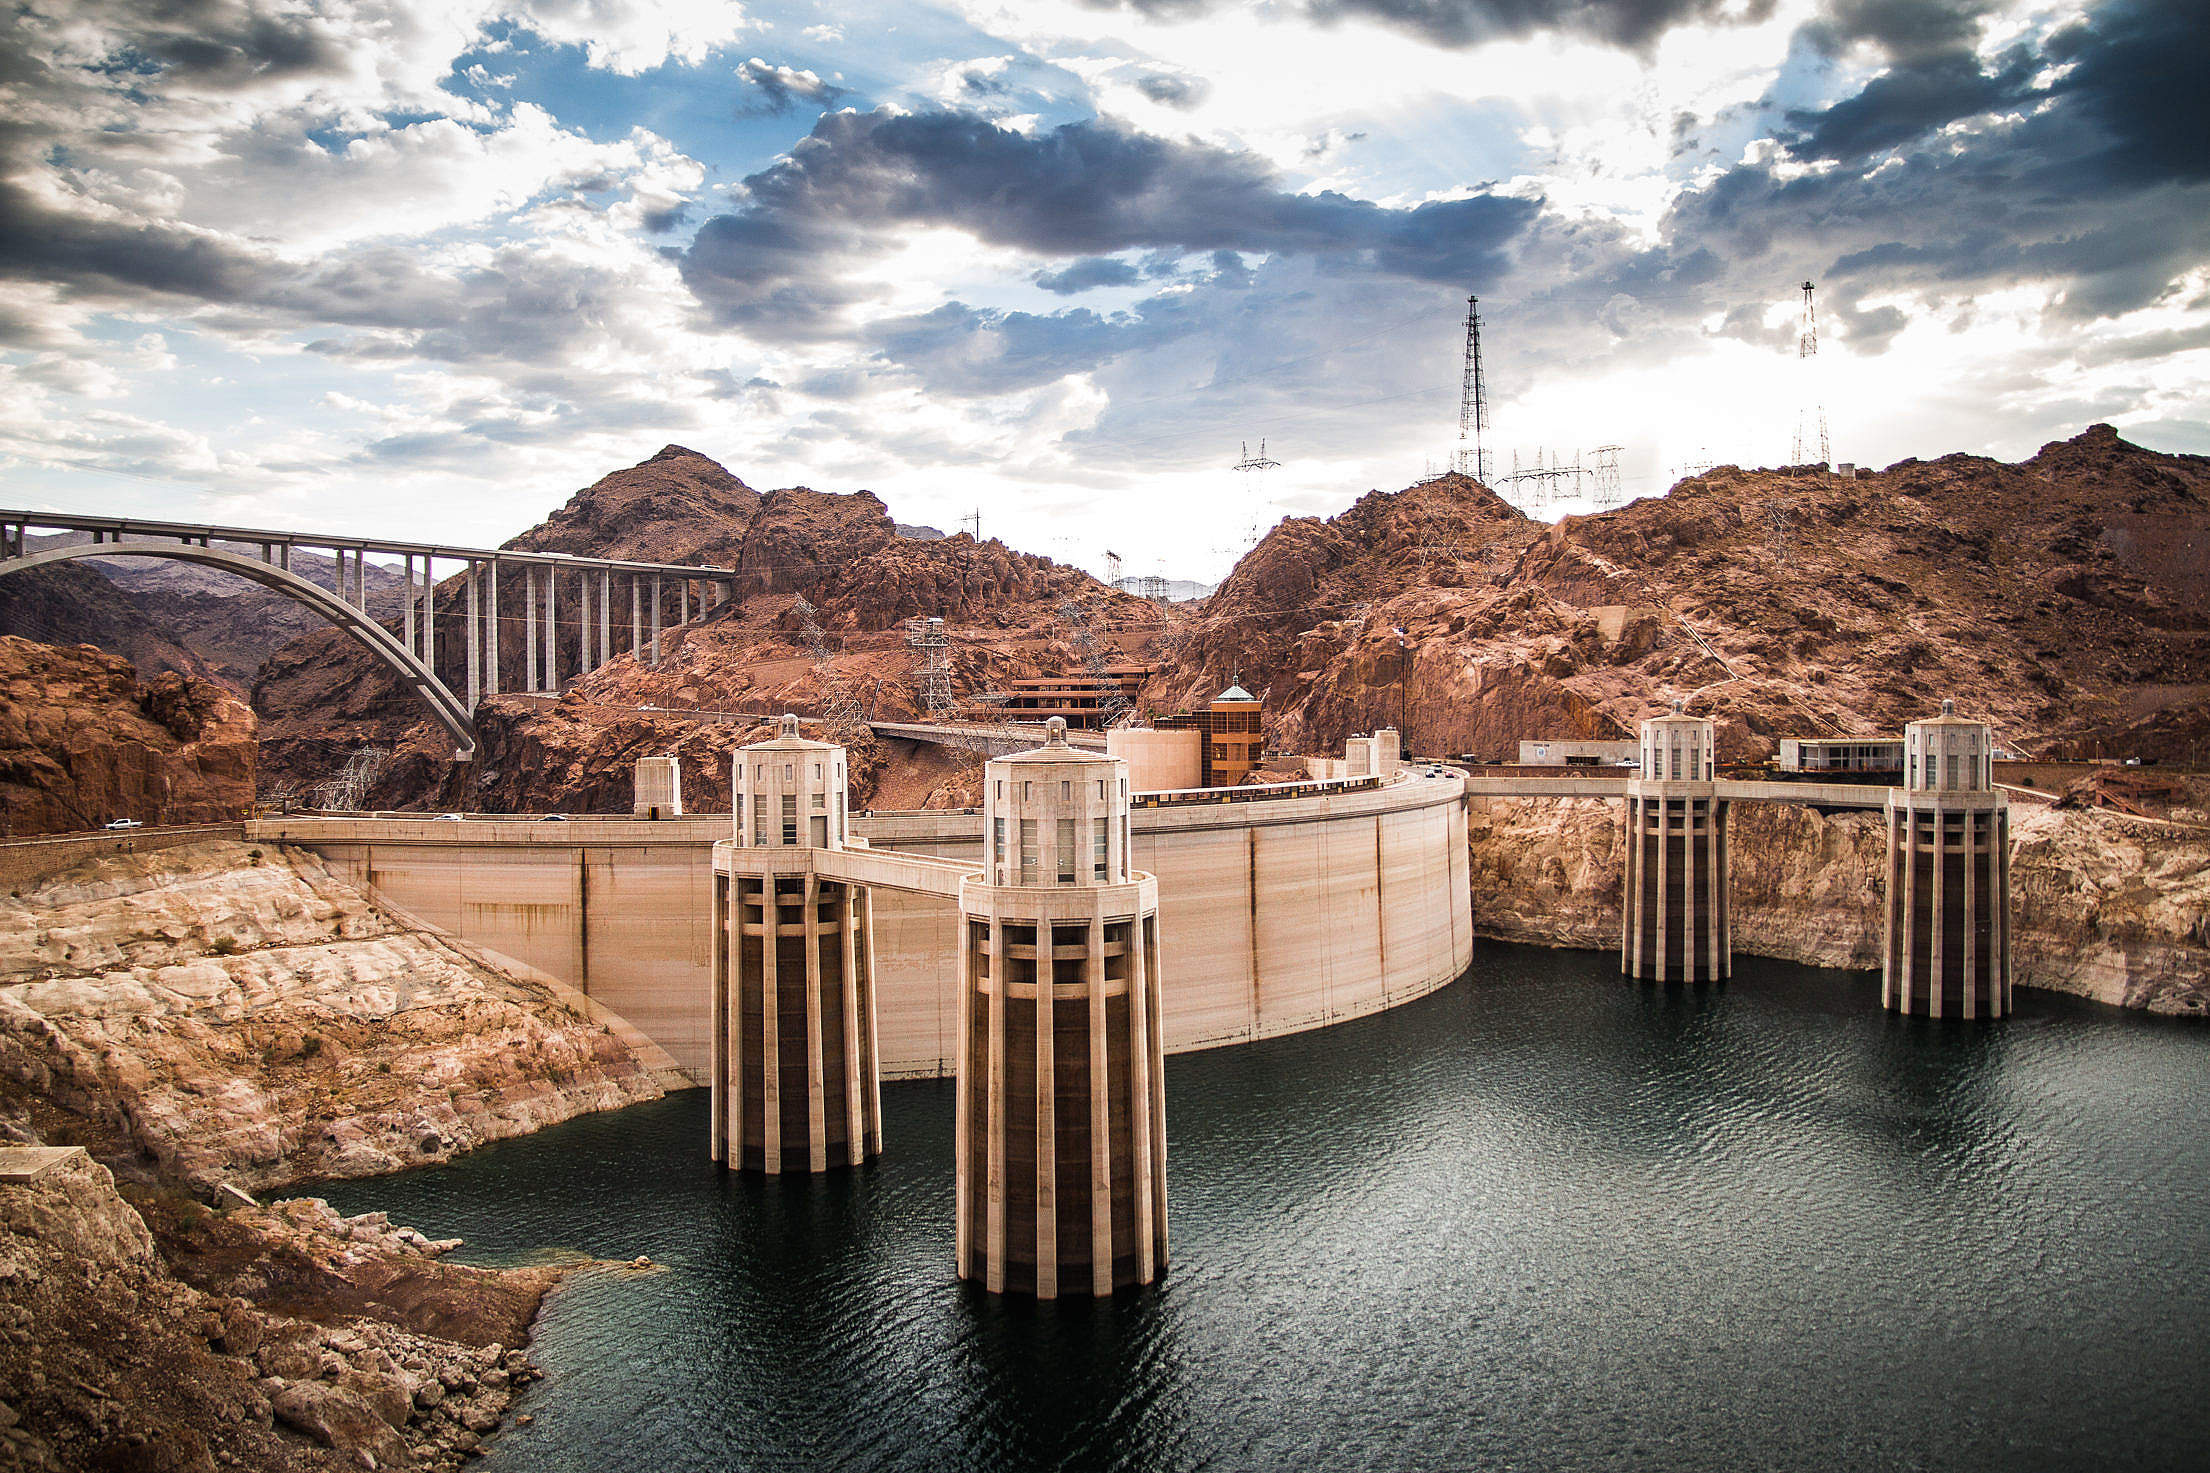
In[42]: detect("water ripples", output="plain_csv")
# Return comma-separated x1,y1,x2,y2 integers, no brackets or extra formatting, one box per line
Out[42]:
325,945,2210,1472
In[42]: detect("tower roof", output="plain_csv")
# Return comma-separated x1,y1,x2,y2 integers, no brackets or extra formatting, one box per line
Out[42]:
1215,683,1256,703
743,712,843,753
996,716,1118,766
1910,698,1983,728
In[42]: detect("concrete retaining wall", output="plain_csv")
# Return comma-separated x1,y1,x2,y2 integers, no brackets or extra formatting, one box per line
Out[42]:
248,774,1474,1080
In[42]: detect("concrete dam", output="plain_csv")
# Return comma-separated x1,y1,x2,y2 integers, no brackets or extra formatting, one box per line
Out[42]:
248,765,1475,1082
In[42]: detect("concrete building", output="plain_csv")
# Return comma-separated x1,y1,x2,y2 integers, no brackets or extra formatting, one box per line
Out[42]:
987,666,1154,730
1155,684,1265,787
1107,726,1203,792
1621,705,1730,982
1882,701,2010,1018
633,756,682,818
1517,738,1638,767
1778,737,1904,775
956,718,1167,1298
711,717,881,1172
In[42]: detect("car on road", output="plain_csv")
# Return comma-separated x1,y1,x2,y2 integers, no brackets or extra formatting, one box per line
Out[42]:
435,813,465,821
538,813,569,821
103,818,142,830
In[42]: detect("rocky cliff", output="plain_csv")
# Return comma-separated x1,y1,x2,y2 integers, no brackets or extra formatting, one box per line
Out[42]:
0,840,665,1191
1165,426,2210,764
0,637,256,837
1466,795,2210,1015
0,1145,588,1470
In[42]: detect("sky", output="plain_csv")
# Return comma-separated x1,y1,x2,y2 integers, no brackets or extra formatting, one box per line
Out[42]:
1,0,2206,583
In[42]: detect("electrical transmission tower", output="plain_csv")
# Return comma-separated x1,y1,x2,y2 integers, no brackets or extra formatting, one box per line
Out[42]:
791,594,866,734
904,615,956,721
1454,294,1492,483
1499,448,1590,506
1056,598,1133,727
1791,280,1831,468
1590,444,1624,509
1233,439,1280,474
960,508,982,541
1104,549,1123,589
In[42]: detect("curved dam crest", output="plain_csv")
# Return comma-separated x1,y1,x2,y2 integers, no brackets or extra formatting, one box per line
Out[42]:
246,770,1475,1079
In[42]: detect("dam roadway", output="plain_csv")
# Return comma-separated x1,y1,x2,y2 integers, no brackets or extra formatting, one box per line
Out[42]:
247,769,1474,1081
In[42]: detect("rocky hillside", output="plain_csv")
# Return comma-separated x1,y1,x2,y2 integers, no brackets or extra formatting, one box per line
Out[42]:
1162,426,2210,763
0,636,256,836
0,840,667,1191
0,1145,587,1470
0,561,220,684
1465,793,2210,1015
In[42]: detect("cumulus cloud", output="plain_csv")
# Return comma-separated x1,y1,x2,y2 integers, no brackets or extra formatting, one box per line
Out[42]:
1093,0,1777,53
1034,257,1146,293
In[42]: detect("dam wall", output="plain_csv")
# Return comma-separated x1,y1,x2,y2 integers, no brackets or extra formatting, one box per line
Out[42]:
247,772,1472,1079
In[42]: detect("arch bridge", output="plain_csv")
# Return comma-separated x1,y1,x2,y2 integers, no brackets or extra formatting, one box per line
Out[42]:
0,508,739,759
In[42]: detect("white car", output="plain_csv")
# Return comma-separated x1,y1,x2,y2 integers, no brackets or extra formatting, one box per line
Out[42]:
104,818,142,830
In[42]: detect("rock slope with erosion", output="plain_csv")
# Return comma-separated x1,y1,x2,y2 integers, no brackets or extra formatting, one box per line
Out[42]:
0,840,665,1191
1465,793,2210,1015
0,636,256,837
1,1146,584,1471
1163,426,2210,764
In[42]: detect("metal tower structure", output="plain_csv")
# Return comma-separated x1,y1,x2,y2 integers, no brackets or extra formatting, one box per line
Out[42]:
1055,598,1133,727
960,508,982,541
1791,280,1831,468
1590,445,1624,509
904,615,956,721
1454,294,1492,483
1232,439,1280,474
792,594,867,733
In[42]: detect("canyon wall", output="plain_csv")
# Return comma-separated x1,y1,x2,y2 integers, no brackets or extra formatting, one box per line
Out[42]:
0,635,256,837
1468,796,2210,1015
0,839,668,1192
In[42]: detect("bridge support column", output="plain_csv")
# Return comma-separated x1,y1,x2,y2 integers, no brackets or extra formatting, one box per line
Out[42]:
465,562,481,709
422,561,436,671
402,555,415,653
679,580,690,627
956,718,1167,1298
1621,704,1729,983
524,565,538,693
650,576,662,666
1882,702,2011,1017
577,572,592,675
485,561,500,697
598,569,612,670
711,716,880,1173
543,567,558,690
630,576,643,661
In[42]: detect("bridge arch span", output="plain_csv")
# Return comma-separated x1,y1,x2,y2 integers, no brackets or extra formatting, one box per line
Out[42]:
0,541,475,757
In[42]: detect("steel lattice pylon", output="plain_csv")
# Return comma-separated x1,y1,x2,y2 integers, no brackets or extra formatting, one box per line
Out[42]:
792,594,867,734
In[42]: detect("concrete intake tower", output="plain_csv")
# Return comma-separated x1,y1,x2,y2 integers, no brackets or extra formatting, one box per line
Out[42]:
1621,704,1731,982
957,718,1168,1298
711,716,883,1172
1883,702,2011,1017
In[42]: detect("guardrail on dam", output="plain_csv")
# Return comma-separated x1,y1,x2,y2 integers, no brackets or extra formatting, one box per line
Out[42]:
246,770,1473,1080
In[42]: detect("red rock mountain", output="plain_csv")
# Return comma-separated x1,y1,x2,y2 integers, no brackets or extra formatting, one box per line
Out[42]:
0,636,256,836
1157,425,2210,763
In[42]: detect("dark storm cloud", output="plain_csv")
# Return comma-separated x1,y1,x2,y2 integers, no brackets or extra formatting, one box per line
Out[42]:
1797,0,1997,61
1781,48,2033,162
91,0,352,90
1089,0,1775,53
680,109,1538,328
735,58,848,116
1035,257,1145,293
1134,72,1209,108
2042,0,2210,187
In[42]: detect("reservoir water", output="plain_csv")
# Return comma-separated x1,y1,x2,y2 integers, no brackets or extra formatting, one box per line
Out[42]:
326,944,2210,1471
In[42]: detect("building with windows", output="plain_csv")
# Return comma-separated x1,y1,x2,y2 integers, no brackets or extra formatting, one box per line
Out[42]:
1154,684,1265,787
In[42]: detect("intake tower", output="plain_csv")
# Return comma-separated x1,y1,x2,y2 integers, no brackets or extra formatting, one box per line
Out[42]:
1621,704,1731,982
956,718,1168,1297
1882,701,2011,1017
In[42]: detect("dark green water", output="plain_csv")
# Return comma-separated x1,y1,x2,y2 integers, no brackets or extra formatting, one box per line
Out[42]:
325,944,2210,1471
